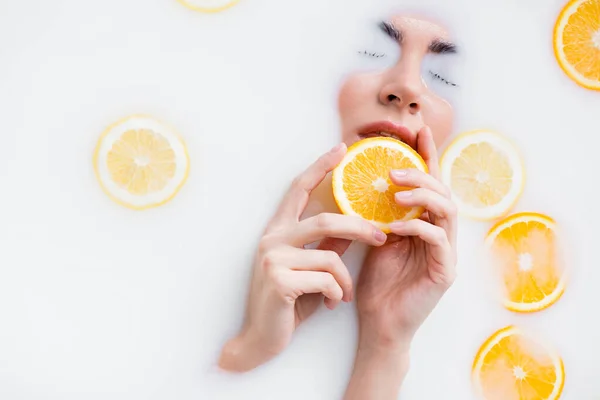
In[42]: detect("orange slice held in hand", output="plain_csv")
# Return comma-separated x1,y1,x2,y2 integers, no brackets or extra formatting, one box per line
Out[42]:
472,325,565,400
332,137,428,233
485,212,566,313
554,0,600,90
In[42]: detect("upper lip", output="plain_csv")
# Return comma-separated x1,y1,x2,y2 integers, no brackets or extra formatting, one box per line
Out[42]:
357,121,415,148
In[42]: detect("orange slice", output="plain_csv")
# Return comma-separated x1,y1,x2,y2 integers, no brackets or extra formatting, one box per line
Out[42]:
472,325,565,400
485,212,566,313
554,0,600,90
332,137,428,233
93,115,190,210
177,0,240,13
440,130,525,221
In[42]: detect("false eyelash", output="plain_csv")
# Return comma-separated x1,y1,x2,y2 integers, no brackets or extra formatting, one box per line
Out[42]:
429,70,458,87
358,50,386,58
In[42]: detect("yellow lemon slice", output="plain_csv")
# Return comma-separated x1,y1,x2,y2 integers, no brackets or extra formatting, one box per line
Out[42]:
332,137,428,233
485,212,566,313
440,130,525,221
177,0,240,13
472,325,565,400
93,115,190,210
554,0,600,90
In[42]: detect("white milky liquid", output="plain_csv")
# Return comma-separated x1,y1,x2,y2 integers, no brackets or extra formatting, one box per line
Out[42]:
0,0,598,399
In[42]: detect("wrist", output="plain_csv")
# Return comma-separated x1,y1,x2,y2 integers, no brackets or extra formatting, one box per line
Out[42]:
344,336,410,400
218,329,266,373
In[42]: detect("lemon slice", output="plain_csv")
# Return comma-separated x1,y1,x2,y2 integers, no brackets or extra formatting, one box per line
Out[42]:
177,0,240,13
332,137,428,233
440,130,525,221
93,115,190,210
472,325,565,400
485,212,566,313
554,0,600,90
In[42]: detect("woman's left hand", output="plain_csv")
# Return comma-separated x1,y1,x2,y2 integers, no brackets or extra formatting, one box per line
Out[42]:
355,125,458,349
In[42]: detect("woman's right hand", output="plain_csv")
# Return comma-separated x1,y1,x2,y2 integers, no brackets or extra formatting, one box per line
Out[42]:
218,143,388,372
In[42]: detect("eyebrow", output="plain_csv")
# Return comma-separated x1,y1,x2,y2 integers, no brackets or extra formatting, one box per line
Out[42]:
378,20,458,54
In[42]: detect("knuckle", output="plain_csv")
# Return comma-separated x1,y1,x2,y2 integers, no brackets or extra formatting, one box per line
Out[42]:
434,227,448,245
326,277,343,299
446,201,458,217
260,250,279,272
324,250,342,270
291,174,309,192
315,213,334,232
443,185,452,198
257,234,278,254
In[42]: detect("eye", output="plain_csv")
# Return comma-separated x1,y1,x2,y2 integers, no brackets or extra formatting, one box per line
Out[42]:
358,50,387,59
429,70,458,87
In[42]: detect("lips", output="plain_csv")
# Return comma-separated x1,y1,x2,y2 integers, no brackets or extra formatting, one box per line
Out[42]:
357,121,416,149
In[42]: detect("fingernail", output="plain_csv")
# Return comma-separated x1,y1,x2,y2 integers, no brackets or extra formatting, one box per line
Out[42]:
373,229,387,243
395,190,413,199
392,169,408,178
330,143,343,153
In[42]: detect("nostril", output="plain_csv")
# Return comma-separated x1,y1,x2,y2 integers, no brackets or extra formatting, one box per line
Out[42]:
409,102,419,110
387,94,398,102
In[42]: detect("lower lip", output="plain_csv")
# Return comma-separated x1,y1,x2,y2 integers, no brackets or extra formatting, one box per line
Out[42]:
359,132,404,143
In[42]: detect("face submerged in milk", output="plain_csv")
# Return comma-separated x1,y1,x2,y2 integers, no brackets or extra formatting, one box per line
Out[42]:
338,14,461,149
305,14,462,218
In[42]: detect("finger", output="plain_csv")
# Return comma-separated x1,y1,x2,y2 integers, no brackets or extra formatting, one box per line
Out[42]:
271,143,347,226
417,126,440,180
394,188,457,220
317,237,352,256
284,248,353,302
287,271,344,310
390,168,450,198
389,219,455,284
289,213,387,247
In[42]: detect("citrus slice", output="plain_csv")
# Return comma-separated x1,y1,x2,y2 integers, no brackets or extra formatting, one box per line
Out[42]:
554,0,600,90
177,0,239,13
93,115,190,210
472,325,565,400
485,212,565,313
332,137,428,233
439,130,525,221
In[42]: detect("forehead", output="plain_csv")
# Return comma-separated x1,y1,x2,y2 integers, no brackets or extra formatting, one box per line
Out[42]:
388,15,451,42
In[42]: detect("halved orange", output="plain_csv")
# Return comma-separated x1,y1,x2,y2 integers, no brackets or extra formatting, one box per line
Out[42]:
472,325,565,400
440,130,525,221
332,137,428,233
554,0,600,90
485,212,566,313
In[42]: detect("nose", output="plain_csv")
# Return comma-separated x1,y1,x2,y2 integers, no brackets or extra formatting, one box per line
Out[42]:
378,71,422,114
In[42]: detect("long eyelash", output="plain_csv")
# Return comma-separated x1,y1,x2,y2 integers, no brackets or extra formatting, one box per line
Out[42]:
429,70,458,87
358,50,386,58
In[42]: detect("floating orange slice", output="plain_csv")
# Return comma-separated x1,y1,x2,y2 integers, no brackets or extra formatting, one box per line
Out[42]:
332,137,427,233
93,115,190,210
472,325,565,400
485,212,566,313
177,0,240,13
440,130,525,221
554,0,600,90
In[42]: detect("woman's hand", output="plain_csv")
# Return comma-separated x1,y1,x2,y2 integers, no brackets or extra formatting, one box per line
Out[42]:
344,126,458,400
218,143,387,372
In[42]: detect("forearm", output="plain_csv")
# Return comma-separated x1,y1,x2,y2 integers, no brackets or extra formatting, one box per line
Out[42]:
343,338,410,400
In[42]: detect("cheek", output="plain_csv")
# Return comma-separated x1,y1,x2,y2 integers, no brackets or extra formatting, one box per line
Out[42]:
338,74,375,122
421,96,454,147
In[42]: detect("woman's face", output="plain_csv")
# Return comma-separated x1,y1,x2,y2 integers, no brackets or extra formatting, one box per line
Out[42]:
338,15,457,150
